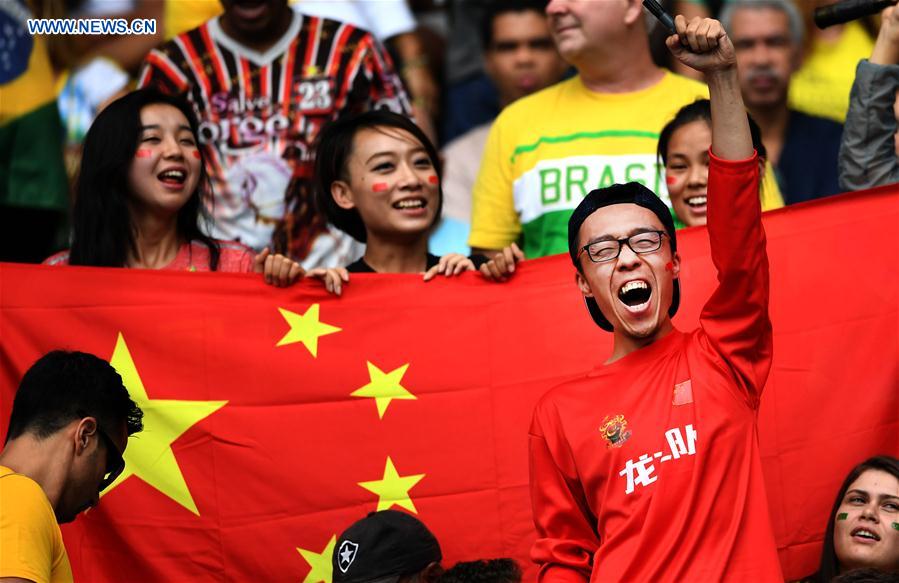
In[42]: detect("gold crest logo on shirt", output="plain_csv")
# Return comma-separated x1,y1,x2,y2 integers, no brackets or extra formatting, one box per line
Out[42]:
599,414,632,448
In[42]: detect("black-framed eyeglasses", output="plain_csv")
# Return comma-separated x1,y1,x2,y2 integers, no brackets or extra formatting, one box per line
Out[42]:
577,230,667,264
95,425,125,492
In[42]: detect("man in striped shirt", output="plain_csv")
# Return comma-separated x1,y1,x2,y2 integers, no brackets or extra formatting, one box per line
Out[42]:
138,0,411,268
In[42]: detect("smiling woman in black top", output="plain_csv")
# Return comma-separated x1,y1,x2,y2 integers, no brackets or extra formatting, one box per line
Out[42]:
310,111,521,295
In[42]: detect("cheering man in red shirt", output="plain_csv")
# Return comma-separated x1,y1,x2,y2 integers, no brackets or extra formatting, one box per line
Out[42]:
528,15,783,582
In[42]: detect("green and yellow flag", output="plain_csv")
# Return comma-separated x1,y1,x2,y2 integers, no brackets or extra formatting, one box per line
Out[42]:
0,0,68,211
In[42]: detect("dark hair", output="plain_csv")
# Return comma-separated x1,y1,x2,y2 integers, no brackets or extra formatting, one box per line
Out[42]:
5,351,143,443
832,568,899,583
480,0,549,50
657,99,767,167
314,110,442,243
437,559,522,583
69,88,221,269
812,456,899,582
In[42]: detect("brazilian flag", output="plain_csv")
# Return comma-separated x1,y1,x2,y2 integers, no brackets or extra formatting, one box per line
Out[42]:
0,0,68,213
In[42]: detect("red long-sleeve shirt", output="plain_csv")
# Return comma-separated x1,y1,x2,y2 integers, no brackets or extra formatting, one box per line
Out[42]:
529,153,782,582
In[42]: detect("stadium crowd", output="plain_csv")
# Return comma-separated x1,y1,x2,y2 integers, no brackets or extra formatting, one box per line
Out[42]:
3,0,897,269
1,0,898,581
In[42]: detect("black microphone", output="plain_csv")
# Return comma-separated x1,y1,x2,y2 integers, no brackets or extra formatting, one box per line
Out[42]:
814,0,896,29
643,0,676,35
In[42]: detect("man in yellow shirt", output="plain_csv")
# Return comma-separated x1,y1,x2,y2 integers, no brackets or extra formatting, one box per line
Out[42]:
0,351,143,583
470,0,709,259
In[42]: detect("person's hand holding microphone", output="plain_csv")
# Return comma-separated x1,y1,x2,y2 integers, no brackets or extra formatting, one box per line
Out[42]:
665,15,736,75
663,14,753,162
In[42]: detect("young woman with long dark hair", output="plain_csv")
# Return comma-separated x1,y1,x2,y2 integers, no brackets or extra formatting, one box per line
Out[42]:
807,456,899,582
45,89,302,286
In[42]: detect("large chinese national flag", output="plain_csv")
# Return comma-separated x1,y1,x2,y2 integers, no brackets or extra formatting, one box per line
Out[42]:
1,187,897,582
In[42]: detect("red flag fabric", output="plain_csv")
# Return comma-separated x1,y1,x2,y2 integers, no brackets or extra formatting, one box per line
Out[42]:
1,187,897,582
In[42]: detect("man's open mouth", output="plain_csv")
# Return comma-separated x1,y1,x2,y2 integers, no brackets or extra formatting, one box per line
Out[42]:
617,279,652,311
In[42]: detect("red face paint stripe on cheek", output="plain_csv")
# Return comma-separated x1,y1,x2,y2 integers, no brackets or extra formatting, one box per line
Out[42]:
191,150,201,159
372,182,389,192
427,175,439,185
665,175,677,186
135,149,153,158
665,261,674,272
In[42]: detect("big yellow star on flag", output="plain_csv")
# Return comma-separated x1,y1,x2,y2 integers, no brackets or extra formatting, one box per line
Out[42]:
351,362,415,419
297,535,335,583
358,456,425,513
103,333,227,515
276,304,341,357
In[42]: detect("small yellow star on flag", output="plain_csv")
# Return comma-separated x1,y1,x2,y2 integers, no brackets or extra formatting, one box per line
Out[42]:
358,456,425,513
104,333,228,515
297,535,336,583
276,304,341,357
351,362,415,419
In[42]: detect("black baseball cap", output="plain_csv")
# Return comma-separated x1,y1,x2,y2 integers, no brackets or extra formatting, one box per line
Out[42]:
567,182,680,332
332,510,442,583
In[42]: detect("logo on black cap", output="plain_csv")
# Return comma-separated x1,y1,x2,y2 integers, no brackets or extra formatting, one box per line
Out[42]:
337,540,359,573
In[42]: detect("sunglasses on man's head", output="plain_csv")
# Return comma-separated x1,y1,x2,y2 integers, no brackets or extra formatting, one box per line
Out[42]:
95,425,125,492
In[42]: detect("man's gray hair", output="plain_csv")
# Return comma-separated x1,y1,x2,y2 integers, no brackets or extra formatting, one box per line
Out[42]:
719,0,805,47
